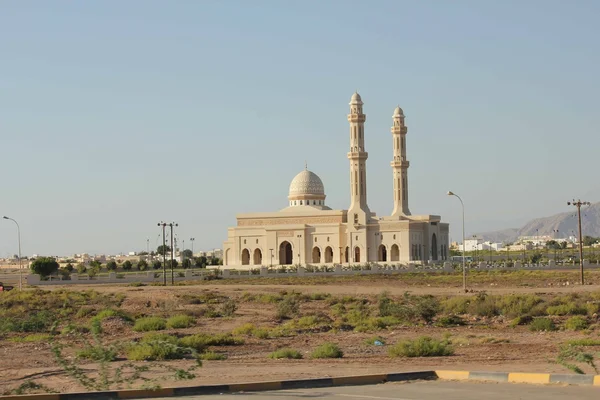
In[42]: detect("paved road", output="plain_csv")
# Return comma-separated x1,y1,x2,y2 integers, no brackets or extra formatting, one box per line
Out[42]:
154,381,599,400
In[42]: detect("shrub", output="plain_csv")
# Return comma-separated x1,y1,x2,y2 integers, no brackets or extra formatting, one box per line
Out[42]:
152,260,162,270
435,315,465,327
122,260,133,271
546,303,587,316
311,343,343,359
76,264,87,274
276,296,300,320
127,341,188,361
7,333,51,343
133,317,167,332
166,315,195,329
566,339,600,347
90,309,132,324
529,317,556,332
269,348,303,359
232,323,256,336
564,316,589,331
77,345,117,362
179,333,243,351
65,263,74,272
378,292,439,323
220,299,237,317
388,336,454,358
509,315,533,327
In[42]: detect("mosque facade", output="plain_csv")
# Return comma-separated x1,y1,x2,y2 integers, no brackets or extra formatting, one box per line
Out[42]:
223,93,449,267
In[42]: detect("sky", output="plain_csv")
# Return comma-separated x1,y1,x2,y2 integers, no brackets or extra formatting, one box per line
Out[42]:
1,0,599,257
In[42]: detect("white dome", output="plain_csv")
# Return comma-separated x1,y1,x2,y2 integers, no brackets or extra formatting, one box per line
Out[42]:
393,106,404,117
350,92,363,104
289,170,325,197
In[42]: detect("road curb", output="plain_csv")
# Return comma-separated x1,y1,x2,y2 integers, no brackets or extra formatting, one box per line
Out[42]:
436,370,600,386
0,370,597,399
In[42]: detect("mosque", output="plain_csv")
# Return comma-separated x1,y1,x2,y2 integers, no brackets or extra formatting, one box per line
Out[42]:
223,93,449,268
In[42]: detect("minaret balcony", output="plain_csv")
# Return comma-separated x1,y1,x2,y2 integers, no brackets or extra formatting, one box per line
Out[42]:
347,151,368,159
390,160,410,168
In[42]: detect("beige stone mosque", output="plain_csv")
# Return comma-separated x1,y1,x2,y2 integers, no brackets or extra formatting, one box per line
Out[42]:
223,92,449,268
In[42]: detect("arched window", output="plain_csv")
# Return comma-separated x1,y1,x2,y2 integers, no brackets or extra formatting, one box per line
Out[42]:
253,248,262,265
241,249,250,265
324,246,333,263
312,247,321,263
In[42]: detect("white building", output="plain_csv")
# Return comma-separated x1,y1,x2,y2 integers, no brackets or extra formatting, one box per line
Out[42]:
223,93,450,267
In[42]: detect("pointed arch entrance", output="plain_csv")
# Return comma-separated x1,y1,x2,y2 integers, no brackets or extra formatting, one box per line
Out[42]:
378,245,387,262
312,247,321,263
390,244,399,261
431,233,438,261
253,249,262,265
354,247,361,263
324,246,333,263
279,241,293,265
241,249,250,265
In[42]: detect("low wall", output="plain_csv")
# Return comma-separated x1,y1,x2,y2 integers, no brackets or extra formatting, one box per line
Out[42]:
25,259,600,285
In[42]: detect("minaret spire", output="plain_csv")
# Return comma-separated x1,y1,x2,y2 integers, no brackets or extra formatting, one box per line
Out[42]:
347,92,371,225
390,106,411,216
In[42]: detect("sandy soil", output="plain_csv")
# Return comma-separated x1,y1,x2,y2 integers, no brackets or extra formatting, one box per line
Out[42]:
1,277,599,394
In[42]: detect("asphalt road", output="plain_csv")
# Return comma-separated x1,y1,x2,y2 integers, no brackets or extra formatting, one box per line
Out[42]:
153,381,599,400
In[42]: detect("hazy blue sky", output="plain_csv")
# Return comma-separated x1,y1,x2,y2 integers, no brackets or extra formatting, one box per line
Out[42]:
1,1,599,257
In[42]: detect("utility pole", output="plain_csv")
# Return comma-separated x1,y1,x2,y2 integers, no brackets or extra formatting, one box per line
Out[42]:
146,238,150,262
568,200,590,285
157,222,167,285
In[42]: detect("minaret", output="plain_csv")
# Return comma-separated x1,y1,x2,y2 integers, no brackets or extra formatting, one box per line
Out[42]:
390,106,411,216
347,92,371,225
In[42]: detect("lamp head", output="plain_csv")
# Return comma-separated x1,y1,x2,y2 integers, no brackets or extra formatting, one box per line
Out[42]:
567,202,571,205
447,191,454,196
2,216,8,220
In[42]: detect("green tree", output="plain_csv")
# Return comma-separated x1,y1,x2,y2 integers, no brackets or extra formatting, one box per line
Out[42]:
122,260,133,271
546,240,561,250
195,256,207,268
182,249,193,258
583,236,598,247
137,260,148,271
106,260,118,271
157,245,171,256
30,257,60,277
152,260,162,270
167,259,179,269
65,263,74,272
89,260,102,269
561,241,568,249
76,263,87,274
182,258,192,269
209,257,221,266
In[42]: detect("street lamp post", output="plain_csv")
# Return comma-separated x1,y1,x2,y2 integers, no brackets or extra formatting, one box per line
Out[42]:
158,222,167,285
447,192,467,292
169,223,178,285
568,200,590,285
3,216,22,290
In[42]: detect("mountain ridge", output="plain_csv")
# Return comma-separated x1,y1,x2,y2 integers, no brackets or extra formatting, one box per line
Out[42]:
474,202,600,243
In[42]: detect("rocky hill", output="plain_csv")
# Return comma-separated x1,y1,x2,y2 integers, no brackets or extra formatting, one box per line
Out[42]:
475,202,600,243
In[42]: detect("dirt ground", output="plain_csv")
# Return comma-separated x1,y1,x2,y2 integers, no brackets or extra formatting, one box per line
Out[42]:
1,274,600,395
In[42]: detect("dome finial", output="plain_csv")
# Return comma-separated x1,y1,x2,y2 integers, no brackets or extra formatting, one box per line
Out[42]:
305,160,307,170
